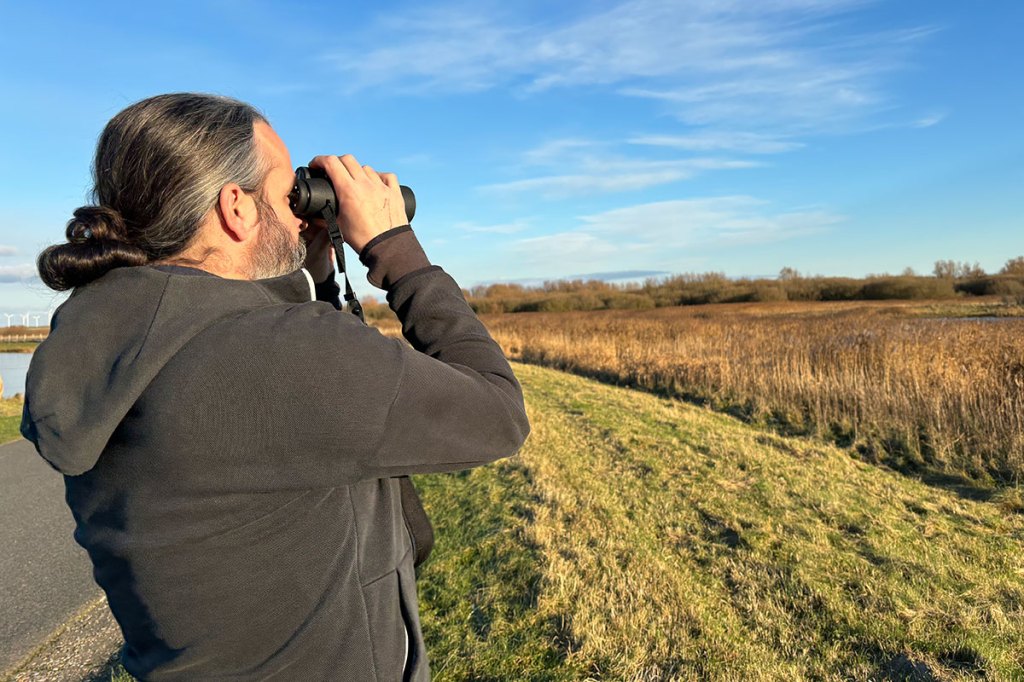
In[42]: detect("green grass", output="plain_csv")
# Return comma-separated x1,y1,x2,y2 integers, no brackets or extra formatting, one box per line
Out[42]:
412,454,586,680
28,364,1024,680
0,341,38,353
0,396,23,444
504,363,1023,680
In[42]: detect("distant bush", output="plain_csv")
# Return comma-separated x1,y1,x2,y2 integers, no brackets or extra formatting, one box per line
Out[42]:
603,293,656,310
861,276,956,300
749,285,788,302
815,279,863,301
955,275,1024,297
1000,256,1024,276
463,265,1016,313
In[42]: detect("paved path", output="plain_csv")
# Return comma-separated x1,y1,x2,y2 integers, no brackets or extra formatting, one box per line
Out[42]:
0,438,101,674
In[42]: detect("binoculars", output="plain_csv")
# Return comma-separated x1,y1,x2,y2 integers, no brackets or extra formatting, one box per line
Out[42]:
289,166,416,223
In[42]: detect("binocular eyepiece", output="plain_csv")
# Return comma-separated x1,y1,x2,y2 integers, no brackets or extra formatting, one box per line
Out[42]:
289,166,416,223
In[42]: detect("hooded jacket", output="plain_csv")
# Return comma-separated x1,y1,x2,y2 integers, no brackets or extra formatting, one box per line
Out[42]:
20,227,530,681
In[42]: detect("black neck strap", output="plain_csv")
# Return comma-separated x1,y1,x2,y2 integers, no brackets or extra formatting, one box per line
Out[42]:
320,203,365,324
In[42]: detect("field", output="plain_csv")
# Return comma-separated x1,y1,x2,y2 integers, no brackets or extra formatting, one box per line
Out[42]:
411,363,1024,680
9,299,1024,680
465,299,1024,485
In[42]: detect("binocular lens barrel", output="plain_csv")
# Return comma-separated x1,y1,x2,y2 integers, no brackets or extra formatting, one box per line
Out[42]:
289,166,416,223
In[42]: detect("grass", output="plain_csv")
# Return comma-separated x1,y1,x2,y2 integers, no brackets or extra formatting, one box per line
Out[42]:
501,363,1023,680
84,362,1024,680
0,396,23,444
0,341,39,353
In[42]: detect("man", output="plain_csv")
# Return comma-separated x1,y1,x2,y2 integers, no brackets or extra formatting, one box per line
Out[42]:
20,93,530,680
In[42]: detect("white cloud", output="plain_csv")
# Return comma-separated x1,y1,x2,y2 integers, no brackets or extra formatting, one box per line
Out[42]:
319,0,934,134
521,139,600,165
0,264,38,283
628,132,802,154
912,112,946,128
0,245,18,256
454,220,530,235
481,158,760,198
503,231,623,276
578,197,843,247
490,195,843,279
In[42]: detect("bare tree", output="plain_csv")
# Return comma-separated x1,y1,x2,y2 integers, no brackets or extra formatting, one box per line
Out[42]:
1001,256,1024,276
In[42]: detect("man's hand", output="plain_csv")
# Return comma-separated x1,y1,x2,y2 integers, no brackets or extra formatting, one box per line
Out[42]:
307,154,407,256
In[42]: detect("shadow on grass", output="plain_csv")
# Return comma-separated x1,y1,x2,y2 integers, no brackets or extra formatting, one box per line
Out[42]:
913,470,998,503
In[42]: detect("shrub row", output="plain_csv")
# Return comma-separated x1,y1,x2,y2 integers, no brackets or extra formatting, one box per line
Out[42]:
459,274,1024,314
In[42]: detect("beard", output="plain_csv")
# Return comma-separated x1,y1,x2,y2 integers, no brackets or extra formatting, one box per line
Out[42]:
248,197,307,279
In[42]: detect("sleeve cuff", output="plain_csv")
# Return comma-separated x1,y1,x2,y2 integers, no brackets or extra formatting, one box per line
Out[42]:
358,225,432,290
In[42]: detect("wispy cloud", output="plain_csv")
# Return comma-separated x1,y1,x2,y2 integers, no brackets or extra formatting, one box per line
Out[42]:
496,196,842,278
319,1,935,134
521,139,599,165
505,232,623,275
484,137,762,198
628,132,802,154
454,220,531,235
481,158,760,198
470,269,672,287
0,264,37,283
912,112,946,128
577,197,842,247
0,245,18,257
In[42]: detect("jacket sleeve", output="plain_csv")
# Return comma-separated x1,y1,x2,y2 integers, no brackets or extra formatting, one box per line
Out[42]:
370,227,530,478
246,227,531,486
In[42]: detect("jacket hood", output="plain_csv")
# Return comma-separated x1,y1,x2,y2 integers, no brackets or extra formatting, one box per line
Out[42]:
20,265,317,476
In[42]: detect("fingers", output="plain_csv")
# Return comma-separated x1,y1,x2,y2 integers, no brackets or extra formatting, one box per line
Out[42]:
309,155,397,185
340,154,366,180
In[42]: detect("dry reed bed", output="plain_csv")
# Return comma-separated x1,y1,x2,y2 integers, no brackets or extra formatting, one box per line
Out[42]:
477,302,1024,483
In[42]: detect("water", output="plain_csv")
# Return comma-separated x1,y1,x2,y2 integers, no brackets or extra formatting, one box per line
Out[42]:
0,352,32,398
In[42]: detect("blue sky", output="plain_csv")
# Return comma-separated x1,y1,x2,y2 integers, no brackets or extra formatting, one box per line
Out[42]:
1,0,1022,315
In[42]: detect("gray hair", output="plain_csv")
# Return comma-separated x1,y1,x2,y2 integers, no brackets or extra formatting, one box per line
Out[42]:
38,93,270,290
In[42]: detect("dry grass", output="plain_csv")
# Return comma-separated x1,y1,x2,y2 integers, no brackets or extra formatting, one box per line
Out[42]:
446,300,1024,484
508,362,1024,681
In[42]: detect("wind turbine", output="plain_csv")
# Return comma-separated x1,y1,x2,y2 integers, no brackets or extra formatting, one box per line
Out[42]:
4,314,12,327
20,313,29,326
31,315,41,327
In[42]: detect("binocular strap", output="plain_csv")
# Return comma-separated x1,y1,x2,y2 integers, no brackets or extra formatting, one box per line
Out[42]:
320,203,365,323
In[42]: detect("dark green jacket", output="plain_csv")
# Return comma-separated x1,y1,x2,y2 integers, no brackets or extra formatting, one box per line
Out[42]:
20,228,530,681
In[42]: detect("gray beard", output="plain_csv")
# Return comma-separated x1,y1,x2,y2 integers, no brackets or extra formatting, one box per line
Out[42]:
248,202,307,280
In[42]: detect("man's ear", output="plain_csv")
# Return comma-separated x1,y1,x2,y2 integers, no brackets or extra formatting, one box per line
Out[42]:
216,183,259,242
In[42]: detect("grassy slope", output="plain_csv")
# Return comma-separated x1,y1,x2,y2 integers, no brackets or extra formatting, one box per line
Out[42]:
414,362,1023,681
28,363,1024,680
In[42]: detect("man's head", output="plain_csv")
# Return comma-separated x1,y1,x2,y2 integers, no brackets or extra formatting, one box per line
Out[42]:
38,92,306,291
221,120,307,280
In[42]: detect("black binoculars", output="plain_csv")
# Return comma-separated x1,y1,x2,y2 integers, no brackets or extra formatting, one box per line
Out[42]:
289,166,416,223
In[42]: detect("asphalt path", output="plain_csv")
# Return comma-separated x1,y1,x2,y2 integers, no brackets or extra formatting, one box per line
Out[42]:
0,438,100,674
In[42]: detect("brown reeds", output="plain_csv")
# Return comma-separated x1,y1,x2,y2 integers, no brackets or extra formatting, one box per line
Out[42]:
478,301,1024,484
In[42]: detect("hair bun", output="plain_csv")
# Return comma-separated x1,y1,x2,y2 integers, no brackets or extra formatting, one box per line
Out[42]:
37,205,148,291
66,205,128,244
